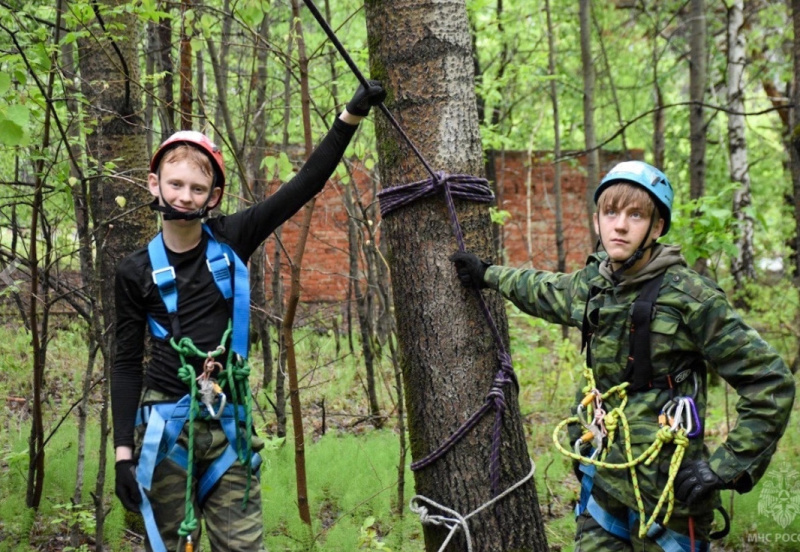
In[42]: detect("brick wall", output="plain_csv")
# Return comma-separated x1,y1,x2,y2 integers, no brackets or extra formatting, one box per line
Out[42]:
263,150,641,305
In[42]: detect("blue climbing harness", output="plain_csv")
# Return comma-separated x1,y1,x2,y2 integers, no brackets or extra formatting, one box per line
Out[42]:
147,224,250,357
137,224,258,552
575,463,708,552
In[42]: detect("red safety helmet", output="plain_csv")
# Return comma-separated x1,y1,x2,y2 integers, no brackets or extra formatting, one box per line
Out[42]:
150,130,226,210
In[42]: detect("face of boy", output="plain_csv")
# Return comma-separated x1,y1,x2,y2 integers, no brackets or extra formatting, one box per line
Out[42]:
148,159,220,222
594,203,664,266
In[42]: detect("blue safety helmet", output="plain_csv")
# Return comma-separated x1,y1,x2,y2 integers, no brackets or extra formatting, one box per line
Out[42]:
593,161,673,236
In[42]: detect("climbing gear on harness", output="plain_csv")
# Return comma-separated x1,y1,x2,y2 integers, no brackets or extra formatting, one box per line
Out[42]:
555,368,693,539
594,161,673,235
147,224,250,359
150,131,226,220
142,222,256,551
135,327,260,552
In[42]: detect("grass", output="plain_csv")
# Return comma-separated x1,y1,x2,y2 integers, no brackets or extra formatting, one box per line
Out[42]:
0,306,798,551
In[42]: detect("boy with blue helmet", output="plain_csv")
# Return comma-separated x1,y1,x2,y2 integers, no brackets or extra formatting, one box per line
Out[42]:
451,160,794,551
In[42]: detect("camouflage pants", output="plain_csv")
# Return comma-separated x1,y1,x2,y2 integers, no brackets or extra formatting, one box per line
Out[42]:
135,400,265,552
574,486,712,552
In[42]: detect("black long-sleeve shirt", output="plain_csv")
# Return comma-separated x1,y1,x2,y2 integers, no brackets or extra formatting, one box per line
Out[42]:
112,118,357,448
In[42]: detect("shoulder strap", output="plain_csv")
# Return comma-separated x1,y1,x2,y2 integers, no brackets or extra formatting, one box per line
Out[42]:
624,271,667,391
146,226,250,358
202,225,250,358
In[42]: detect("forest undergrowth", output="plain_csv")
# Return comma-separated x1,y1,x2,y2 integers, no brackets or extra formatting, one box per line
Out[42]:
0,302,798,551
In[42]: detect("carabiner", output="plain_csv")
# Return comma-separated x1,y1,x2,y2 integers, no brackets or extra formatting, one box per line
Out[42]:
574,425,604,460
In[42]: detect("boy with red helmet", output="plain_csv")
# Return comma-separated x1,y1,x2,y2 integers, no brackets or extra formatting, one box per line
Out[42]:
112,82,385,552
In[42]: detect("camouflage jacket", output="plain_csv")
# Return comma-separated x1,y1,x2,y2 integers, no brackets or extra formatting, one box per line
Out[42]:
484,244,795,516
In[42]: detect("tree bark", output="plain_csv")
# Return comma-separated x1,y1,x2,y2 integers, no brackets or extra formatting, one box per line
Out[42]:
790,0,800,371
365,1,547,550
727,0,756,294
688,0,708,273
78,1,156,545
579,0,599,246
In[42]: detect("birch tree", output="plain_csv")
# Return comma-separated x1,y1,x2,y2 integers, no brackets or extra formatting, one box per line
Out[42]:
726,0,756,292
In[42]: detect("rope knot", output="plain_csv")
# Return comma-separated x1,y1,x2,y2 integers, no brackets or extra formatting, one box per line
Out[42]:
486,386,506,414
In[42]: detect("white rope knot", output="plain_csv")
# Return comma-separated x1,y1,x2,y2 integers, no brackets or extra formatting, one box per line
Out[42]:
409,496,472,551
408,458,536,552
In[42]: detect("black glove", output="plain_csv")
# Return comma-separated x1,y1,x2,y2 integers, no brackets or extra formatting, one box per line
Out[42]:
346,80,386,116
115,459,142,513
449,251,491,289
674,459,724,506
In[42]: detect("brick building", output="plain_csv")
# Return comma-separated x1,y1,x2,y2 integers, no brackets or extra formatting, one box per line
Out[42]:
264,150,641,306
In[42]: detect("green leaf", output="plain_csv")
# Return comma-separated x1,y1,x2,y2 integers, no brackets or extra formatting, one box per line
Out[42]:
6,104,29,128
0,119,24,146
14,70,27,87
0,73,10,96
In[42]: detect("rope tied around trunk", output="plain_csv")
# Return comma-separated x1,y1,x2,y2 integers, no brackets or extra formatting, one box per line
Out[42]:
377,171,494,218
299,0,527,518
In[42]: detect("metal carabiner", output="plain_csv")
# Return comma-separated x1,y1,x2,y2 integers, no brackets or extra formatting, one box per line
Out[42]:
683,396,702,438
574,424,604,461
658,398,677,428
577,389,602,431
199,379,226,419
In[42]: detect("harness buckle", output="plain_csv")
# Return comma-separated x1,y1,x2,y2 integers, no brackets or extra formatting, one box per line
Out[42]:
206,253,230,272
151,266,176,285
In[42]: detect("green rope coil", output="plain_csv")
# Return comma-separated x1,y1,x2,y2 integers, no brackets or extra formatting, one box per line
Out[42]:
169,321,256,533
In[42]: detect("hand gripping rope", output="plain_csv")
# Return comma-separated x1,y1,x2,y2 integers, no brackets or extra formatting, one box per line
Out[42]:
300,0,534,542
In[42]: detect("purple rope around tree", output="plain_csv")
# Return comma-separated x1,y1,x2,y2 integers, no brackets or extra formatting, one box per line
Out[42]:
378,172,519,497
298,0,520,499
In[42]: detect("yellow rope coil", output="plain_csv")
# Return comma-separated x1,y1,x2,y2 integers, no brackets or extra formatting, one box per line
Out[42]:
553,373,689,537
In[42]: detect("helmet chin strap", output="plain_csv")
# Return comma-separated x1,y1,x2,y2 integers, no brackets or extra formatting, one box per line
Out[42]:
149,199,209,221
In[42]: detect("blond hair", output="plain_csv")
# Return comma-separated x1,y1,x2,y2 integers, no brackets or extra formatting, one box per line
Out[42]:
158,145,214,181
596,182,661,225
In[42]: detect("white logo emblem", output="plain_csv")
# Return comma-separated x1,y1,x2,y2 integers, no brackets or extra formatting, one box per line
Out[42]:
758,463,800,529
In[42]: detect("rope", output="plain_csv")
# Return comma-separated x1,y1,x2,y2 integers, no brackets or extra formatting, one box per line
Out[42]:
170,322,256,536
300,0,437,180
409,459,536,552
553,369,690,538
378,172,494,219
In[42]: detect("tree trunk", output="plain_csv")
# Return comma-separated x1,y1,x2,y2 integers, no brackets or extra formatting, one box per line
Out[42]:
179,0,193,130
283,0,314,526
727,0,756,296
790,0,800,371
78,1,155,545
365,1,547,550
688,0,708,273
579,0,599,246
249,14,274,392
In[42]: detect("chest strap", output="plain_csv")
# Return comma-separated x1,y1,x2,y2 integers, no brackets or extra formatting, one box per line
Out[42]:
147,224,250,358
581,273,668,391
624,272,666,392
